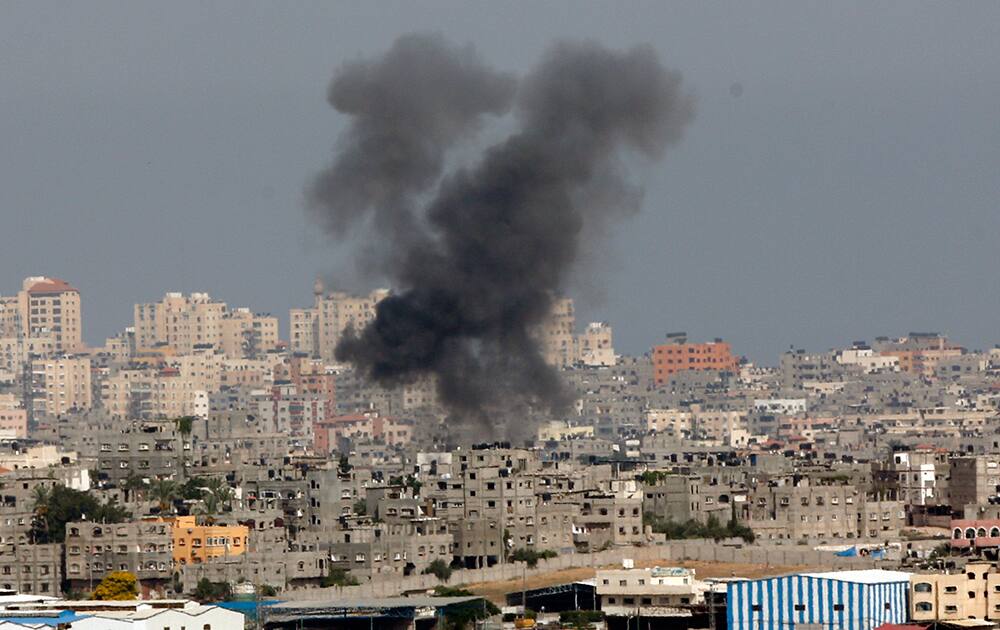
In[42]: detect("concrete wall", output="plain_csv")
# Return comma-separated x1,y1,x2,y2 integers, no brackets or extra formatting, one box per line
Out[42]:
280,540,882,601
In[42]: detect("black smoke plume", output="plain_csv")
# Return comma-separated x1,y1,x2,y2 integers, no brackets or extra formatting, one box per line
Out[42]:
309,34,694,431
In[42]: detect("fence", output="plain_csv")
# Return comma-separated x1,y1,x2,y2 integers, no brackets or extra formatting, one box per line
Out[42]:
280,540,882,601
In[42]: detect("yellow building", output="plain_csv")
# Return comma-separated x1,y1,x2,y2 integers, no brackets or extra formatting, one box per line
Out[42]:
162,515,249,566
911,562,1000,622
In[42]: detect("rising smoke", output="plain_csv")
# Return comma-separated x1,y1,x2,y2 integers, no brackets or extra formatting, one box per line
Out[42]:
309,34,694,432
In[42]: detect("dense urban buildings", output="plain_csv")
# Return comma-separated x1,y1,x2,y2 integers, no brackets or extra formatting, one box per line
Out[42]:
4,274,1000,628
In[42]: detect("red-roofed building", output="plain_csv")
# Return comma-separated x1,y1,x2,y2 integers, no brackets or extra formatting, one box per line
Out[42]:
12,276,83,353
950,518,1000,549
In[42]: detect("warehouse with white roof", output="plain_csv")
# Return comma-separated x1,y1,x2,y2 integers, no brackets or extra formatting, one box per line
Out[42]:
726,569,911,630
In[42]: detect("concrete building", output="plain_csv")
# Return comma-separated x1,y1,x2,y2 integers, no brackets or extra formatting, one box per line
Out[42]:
1,277,84,354
538,297,576,368
577,322,615,367
31,357,92,416
0,396,26,439
950,456,1000,513
289,281,389,361
596,566,703,619
910,562,1000,623
161,515,249,567
652,334,737,384
65,519,172,597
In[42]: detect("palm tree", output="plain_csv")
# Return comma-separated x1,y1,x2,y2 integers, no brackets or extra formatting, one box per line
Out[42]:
195,492,220,525
149,479,179,514
122,474,147,503
202,477,234,512
29,485,52,543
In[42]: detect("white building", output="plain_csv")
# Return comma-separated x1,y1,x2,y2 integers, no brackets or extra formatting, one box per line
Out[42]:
753,398,807,415
595,566,705,619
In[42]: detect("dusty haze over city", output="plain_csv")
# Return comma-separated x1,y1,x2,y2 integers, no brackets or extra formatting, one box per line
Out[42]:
3,2,1000,361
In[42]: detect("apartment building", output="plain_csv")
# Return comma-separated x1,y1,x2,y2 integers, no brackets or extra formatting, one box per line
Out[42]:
134,292,277,358
0,542,62,596
576,322,615,367
910,562,1000,623
218,307,279,358
163,515,249,566
328,518,453,580
652,334,738,384
95,419,184,485
746,482,905,543
642,474,709,523
289,281,389,361
950,456,1000,513
65,519,172,597
3,277,84,354
31,356,92,416
538,297,576,368
574,481,644,550
0,395,27,438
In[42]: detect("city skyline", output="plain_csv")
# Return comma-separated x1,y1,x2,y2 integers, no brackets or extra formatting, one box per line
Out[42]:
4,3,1000,362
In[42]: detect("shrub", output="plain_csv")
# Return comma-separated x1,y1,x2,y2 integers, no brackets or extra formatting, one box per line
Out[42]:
423,559,453,581
509,548,557,568
193,578,232,602
321,567,359,588
92,571,138,600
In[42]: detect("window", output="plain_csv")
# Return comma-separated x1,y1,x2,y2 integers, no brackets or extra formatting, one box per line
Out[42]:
794,604,806,611
915,602,932,612
914,583,932,593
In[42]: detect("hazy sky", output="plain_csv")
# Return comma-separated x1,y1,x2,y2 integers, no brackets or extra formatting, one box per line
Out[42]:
3,2,999,363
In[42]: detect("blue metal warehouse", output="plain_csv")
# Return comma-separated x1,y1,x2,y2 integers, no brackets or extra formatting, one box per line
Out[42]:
726,569,911,630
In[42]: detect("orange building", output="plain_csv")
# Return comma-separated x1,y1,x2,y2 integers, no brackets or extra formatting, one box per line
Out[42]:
652,336,738,384
160,515,248,566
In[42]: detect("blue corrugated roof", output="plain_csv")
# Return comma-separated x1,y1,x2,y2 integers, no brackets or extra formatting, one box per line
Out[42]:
0,610,91,626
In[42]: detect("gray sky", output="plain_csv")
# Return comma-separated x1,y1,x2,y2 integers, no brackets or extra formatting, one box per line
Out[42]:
2,1,999,363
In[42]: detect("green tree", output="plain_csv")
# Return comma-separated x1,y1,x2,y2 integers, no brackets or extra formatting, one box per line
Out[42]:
30,485,130,543
509,548,557,568
422,559,452,581
431,587,499,630
149,479,179,514
92,571,138,600
175,416,195,436
193,578,232,602
198,477,234,516
320,567,359,588
644,513,755,543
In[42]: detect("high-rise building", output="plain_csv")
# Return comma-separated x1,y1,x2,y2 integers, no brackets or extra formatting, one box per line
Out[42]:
289,279,389,361
539,297,576,368
0,277,83,354
651,333,738,384
134,292,277,357
577,322,615,367
31,356,92,416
